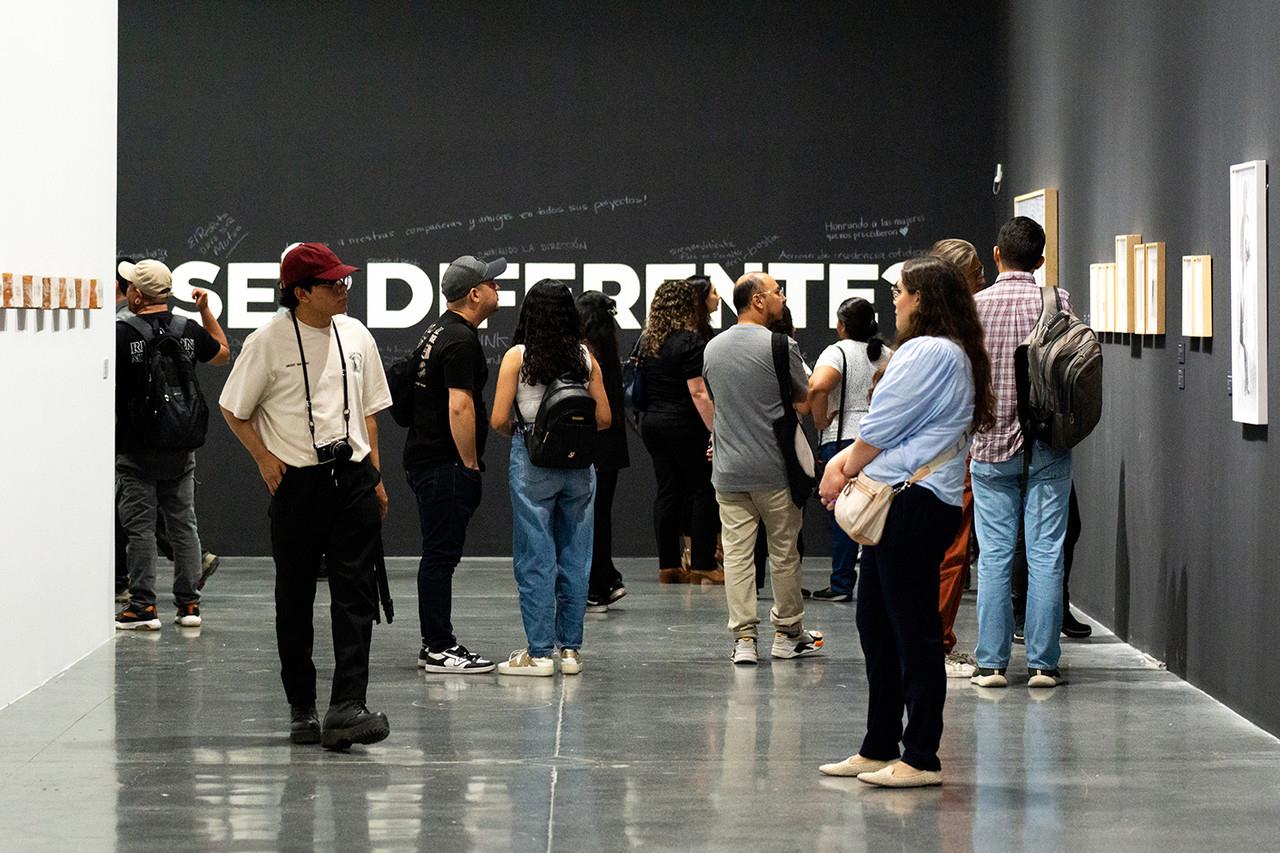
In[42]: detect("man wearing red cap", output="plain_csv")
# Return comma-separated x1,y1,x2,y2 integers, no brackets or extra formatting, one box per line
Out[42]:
220,242,394,750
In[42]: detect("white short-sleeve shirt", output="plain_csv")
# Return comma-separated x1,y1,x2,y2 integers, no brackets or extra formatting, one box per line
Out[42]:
814,339,892,445
219,312,392,468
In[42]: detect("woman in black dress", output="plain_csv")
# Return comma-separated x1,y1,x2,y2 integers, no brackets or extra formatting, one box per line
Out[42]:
576,291,630,611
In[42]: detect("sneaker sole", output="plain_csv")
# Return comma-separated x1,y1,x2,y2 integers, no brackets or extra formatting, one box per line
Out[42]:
560,661,582,675
419,661,497,674
606,587,627,604
732,656,758,666
1028,676,1065,688
176,617,202,627
771,647,822,659
497,666,554,677
116,619,161,631
585,604,609,614
970,675,1008,688
321,718,390,751
196,555,220,591
811,594,852,602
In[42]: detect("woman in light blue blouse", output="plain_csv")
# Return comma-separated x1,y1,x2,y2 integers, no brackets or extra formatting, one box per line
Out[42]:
816,255,995,788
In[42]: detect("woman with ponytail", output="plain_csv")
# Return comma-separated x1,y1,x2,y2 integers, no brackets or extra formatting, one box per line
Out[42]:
806,297,891,601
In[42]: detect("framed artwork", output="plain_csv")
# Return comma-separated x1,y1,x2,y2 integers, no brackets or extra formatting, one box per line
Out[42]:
1104,263,1117,333
22,274,35,308
1230,159,1268,424
1115,234,1140,333
88,278,101,310
1132,243,1147,334
1143,242,1166,334
1014,188,1059,286
1090,263,1109,331
2,272,13,308
1181,255,1212,338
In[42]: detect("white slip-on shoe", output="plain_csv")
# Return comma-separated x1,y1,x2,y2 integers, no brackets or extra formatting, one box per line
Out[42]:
969,667,1008,688
857,764,942,788
819,755,896,777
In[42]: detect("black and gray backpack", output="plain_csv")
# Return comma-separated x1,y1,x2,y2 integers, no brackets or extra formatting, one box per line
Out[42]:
122,314,209,450
1014,286,1103,450
517,375,597,469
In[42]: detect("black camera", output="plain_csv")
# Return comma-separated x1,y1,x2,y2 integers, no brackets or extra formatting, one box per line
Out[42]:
315,439,353,464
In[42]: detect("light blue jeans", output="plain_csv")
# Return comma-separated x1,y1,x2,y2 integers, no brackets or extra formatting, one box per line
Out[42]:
509,434,596,657
971,442,1071,671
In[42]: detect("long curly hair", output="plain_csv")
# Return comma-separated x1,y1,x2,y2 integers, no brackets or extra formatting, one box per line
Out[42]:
686,275,715,340
897,255,996,433
513,280,589,386
642,279,700,357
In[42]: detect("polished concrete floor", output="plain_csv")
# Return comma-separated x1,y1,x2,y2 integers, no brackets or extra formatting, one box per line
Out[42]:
2,558,1279,852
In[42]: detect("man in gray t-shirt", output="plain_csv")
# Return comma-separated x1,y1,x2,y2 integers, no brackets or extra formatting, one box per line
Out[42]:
702,272,823,665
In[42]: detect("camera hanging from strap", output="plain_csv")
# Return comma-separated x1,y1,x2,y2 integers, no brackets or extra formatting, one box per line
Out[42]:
290,309,351,455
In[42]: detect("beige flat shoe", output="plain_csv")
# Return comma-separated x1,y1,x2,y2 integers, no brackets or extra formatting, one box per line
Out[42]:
857,764,942,788
819,754,896,777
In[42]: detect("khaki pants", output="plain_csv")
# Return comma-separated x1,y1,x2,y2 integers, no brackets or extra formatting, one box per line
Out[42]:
717,487,805,639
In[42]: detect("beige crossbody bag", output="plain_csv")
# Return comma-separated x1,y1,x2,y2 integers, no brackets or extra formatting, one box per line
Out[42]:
833,438,965,546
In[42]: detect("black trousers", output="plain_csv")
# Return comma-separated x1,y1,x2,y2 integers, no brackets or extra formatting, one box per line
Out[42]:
269,457,382,708
588,468,623,598
856,485,960,772
407,462,483,651
641,416,718,571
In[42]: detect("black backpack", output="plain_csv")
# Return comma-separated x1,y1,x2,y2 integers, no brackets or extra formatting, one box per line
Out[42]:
122,314,209,450
1014,286,1103,450
387,327,433,428
516,369,597,469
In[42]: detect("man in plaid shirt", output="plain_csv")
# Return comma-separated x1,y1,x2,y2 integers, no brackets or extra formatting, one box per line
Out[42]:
969,217,1073,690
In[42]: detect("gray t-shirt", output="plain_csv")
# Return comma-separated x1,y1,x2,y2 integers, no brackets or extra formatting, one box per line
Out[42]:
702,323,808,492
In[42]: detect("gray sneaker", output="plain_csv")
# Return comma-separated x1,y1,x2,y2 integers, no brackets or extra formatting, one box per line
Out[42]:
771,629,824,659
731,637,758,666
944,651,977,678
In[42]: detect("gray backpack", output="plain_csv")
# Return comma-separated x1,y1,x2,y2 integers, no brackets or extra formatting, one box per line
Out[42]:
1014,286,1103,450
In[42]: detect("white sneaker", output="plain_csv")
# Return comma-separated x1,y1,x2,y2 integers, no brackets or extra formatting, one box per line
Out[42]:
771,628,824,659
731,637,758,665
944,651,977,678
559,649,582,675
496,649,554,677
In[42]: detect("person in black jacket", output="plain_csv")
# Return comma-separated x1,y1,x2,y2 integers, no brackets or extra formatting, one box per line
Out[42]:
577,291,630,611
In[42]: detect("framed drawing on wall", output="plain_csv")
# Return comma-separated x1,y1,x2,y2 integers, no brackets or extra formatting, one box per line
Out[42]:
1132,243,1147,334
1230,159,1267,424
1143,242,1166,334
1182,255,1212,338
1014,188,1059,286
1090,262,1108,331
1115,234,1140,333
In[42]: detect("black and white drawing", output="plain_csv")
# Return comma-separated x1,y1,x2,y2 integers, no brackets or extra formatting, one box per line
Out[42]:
1230,160,1267,424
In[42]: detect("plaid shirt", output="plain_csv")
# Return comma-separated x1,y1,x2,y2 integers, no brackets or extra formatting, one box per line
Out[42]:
972,272,1072,463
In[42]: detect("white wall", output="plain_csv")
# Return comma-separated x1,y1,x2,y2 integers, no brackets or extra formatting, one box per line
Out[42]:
0,1,117,708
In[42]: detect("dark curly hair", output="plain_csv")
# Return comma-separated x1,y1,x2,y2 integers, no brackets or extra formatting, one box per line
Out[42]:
686,274,715,340
642,279,700,357
897,256,996,433
513,280,589,386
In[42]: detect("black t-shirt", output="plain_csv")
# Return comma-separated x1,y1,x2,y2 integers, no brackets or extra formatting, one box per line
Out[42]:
642,329,707,426
592,344,630,472
115,311,220,452
403,311,489,471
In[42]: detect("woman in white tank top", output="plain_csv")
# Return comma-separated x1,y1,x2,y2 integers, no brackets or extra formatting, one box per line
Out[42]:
490,281,611,676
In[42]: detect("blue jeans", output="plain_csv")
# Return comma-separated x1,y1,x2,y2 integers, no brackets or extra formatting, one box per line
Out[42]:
819,440,859,594
971,442,1072,671
509,434,596,657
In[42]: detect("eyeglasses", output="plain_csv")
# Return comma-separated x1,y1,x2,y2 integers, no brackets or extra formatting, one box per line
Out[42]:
314,276,352,290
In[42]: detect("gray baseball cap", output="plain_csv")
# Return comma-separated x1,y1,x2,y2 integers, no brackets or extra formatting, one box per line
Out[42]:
441,255,507,301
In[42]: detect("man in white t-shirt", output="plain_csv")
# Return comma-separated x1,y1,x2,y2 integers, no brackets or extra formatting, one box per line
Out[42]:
220,242,394,751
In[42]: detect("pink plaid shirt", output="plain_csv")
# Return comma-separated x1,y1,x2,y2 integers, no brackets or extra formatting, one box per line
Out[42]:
972,271,1072,463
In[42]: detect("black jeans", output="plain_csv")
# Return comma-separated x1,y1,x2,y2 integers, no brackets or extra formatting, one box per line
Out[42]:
408,462,484,651
589,468,623,598
269,457,382,708
641,416,718,570
856,485,960,772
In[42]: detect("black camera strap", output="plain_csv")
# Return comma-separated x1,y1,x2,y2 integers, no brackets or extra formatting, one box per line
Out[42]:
290,309,351,449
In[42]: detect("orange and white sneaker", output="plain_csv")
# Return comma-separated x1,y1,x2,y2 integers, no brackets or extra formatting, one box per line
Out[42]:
175,603,202,627
771,628,824,659
115,604,161,631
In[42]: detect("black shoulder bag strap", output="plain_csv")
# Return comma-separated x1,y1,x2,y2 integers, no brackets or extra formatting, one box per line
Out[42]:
836,344,847,443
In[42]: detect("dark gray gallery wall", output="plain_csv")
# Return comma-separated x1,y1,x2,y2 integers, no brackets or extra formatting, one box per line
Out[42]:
118,2,1002,558
1001,1,1280,735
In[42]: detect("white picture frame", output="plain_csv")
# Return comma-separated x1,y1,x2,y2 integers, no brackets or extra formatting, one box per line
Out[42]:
1132,243,1147,335
1230,160,1267,424
1115,234,1140,333
1144,242,1166,335
1090,262,1108,331
1014,188,1059,287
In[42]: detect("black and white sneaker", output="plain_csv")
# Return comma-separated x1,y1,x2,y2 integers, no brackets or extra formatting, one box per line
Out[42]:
606,582,627,604
585,595,609,614
810,587,852,602
418,644,496,674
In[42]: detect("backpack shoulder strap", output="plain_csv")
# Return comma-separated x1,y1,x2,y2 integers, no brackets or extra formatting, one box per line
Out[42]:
1040,285,1059,322
167,314,188,338
770,332,794,421
122,314,155,342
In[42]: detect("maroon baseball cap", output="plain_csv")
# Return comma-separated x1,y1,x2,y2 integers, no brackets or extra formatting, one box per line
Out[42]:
279,242,360,288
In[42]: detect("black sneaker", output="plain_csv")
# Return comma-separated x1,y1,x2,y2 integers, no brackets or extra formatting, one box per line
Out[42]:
1028,668,1066,688
810,587,852,602
1013,624,1026,644
585,595,608,614
174,602,202,627
196,551,220,591
1062,611,1093,638
801,587,813,599
290,705,321,744
115,604,161,631
321,700,390,750
606,581,627,604
418,644,496,674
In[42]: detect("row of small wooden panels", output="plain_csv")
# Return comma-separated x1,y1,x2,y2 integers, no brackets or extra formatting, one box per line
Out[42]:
1,272,102,310
1088,235,1212,337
